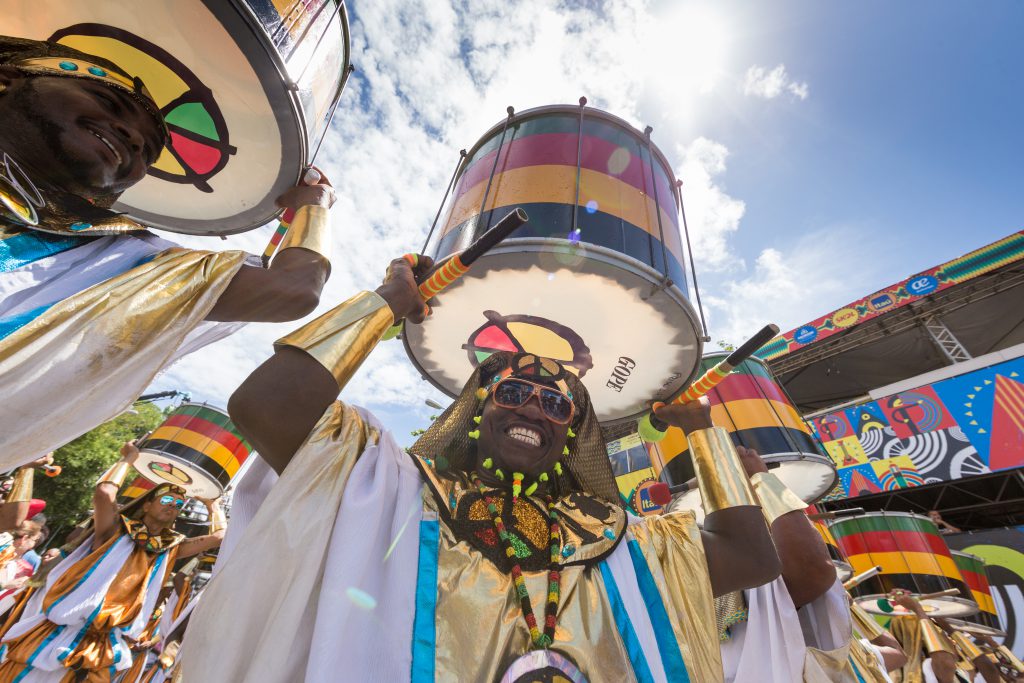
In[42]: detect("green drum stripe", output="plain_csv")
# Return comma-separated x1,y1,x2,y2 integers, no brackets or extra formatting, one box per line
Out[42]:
174,405,249,448
830,515,940,538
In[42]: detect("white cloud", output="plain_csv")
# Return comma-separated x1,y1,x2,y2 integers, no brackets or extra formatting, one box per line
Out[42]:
743,64,809,100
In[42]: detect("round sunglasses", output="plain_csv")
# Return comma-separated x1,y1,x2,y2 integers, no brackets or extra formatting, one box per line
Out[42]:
491,378,575,424
158,495,186,509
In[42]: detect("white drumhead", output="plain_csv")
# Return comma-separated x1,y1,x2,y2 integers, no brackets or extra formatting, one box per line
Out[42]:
6,1,347,234
403,240,703,424
135,449,222,498
856,595,978,619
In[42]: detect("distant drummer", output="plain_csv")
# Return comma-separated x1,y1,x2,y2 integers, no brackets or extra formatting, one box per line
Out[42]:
0,440,225,681
0,35,334,467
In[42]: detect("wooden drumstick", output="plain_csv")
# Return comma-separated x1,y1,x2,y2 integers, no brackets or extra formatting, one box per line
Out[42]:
843,566,882,590
876,587,961,612
638,323,781,442
382,208,529,339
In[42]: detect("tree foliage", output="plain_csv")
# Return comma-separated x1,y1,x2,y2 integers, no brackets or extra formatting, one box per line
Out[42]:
34,403,165,538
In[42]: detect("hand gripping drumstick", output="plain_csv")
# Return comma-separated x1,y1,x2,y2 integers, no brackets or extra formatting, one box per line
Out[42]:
261,168,325,266
383,208,529,339
876,588,961,613
637,323,781,443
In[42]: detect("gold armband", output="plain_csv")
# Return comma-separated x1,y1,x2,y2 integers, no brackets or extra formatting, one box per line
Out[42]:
920,618,955,655
277,204,331,262
274,290,394,389
97,460,131,488
689,427,759,514
951,631,983,662
6,468,33,503
208,505,227,534
851,602,888,641
750,471,807,526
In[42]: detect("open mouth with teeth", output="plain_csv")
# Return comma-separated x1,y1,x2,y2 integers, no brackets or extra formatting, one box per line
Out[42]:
505,425,544,448
87,126,123,167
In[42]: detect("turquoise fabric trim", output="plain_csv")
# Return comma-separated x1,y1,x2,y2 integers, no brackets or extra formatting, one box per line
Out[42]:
599,559,655,683
46,537,122,617
57,603,102,663
626,540,690,682
0,229,86,273
849,655,867,683
15,624,66,682
0,304,50,341
411,518,440,683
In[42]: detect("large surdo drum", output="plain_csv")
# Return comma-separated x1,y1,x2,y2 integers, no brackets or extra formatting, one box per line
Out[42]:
7,1,350,234
829,512,978,618
949,551,1005,636
135,403,253,498
664,353,835,522
404,103,703,424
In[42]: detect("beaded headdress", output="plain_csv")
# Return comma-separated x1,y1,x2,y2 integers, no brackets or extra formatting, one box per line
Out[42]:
0,35,168,235
410,351,621,505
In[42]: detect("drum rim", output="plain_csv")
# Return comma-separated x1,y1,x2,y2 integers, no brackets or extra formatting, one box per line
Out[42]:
114,0,352,235
854,594,979,618
134,449,226,495
826,510,937,526
458,104,681,192
949,549,987,564
167,401,230,418
403,237,705,426
944,618,1007,638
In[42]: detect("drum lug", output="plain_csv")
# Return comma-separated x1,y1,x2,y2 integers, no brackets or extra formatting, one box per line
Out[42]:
641,277,673,301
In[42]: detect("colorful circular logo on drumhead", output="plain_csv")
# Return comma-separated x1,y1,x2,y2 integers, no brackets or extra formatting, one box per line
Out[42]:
49,24,236,193
464,310,594,377
147,461,193,486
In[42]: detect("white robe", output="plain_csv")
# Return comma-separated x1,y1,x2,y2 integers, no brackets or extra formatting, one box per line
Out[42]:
720,576,852,683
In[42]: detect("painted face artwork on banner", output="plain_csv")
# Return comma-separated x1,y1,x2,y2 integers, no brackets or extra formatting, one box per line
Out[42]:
815,356,1024,499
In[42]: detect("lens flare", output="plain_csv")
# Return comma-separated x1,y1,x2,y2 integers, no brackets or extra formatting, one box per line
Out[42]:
346,587,377,610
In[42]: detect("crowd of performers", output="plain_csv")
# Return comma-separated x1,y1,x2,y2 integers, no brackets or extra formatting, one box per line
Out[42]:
0,32,1023,683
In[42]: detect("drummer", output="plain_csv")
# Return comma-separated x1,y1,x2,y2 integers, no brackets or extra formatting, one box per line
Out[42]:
887,590,965,683
180,255,782,682
0,441,225,681
0,35,334,467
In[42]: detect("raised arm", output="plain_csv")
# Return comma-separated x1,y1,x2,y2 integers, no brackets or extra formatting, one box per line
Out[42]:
228,254,434,474
655,400,781,597
206,178,335,323
737,448,837,608
175,498,226,559
0,453,52,531
93,442,138,549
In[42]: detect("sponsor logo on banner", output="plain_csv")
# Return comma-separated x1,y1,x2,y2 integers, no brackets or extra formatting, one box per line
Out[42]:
832,308,860,328
868,293,896,312
794,325,818,344
908,274,939,296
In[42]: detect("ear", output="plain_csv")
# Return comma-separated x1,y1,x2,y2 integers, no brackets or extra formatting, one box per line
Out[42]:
0,66,24,90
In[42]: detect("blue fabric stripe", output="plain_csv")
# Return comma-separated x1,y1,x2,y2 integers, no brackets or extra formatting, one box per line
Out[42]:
411,519,440,683
46,537,122,617
0,229,86,273
626,540,690,682
599,560,656,683
0,304,51,341
58,603,102,663
849,655,868,683
15,624,66,682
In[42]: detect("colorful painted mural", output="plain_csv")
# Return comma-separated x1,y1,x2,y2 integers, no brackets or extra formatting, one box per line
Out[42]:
758,231,1024,361
813,355,1024,499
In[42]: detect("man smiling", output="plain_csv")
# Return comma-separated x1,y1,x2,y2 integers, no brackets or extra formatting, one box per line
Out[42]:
183,254,781,682
0,35,334,466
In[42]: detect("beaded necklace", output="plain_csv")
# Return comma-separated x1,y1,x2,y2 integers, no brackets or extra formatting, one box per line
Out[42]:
471,472,562,649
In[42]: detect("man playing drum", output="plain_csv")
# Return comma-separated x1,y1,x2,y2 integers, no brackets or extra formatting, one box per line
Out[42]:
0,35,335,467
180,254,781,682
0,441,224,681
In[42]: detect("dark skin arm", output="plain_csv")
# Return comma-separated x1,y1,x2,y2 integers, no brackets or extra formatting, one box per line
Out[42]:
228,254,433,474
0,453,53,531
93,442,137,550
206,177,335,323
868,630,909,672
737,449,837,608
655,401,782,597
174,498,225,559
890,592,957,683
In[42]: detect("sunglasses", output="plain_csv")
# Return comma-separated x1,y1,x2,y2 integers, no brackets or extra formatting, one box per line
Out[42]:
491,378,575,425
158,495,186,509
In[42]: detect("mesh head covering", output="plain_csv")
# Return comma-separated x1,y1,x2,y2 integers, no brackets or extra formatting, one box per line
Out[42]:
0,35,168,234
410,351,621,505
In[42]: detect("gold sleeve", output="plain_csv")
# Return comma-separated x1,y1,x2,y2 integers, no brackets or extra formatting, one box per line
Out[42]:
5,469,33,503
276,205,331,262
688,427,759,513
851,603,888,641
920,618,956,655
274,290,394,390
750,471,807,526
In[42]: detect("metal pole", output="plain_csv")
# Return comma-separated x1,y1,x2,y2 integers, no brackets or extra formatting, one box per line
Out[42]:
475,107,515,234
421,149,468,252
643,126,672,289
571,97,587,238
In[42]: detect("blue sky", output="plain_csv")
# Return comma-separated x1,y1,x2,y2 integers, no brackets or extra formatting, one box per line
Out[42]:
150,0,1024,443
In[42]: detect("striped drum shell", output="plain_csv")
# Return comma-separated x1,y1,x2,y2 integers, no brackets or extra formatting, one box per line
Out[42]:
136,403,253,498
829,512,979,618
403,104,703,424
949,551,1005,636
659,353,835,522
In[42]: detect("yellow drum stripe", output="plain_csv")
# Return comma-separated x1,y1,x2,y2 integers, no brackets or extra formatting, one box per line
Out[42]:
147,427,240,477
709,399,808,432
442,165,682,260
972,590,996,613
848,552,960,578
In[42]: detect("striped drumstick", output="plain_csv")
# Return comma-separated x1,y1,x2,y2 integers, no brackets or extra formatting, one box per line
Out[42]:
261,169,324,266
383,208,529,339
638,323,781,442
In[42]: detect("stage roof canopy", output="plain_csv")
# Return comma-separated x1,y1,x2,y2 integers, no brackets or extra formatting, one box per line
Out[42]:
759,231,1024,413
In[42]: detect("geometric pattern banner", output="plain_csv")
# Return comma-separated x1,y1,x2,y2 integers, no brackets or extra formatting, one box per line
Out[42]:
817,355,1024,499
